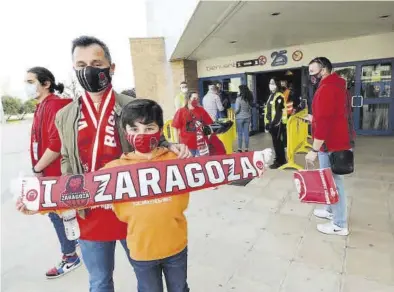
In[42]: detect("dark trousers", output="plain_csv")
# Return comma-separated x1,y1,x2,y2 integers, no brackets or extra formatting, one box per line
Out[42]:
270,124,286,164
281,123,287,147
130,247,189,292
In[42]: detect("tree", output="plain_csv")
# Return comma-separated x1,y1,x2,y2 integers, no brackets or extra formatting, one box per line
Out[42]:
62,78,81,99
1,96,23,120
23,99,37,113
121,88,136,98
18,99,37,119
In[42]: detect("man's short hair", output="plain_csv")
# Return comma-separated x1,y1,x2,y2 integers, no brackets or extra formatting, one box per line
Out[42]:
121,99,164,130
309,57,333,72
180,81,187,86
71,36,112,63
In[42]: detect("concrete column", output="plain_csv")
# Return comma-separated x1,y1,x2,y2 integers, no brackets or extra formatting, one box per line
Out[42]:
129,37,198,120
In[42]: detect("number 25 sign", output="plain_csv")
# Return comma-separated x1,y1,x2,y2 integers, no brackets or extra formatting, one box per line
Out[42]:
271,50,288,67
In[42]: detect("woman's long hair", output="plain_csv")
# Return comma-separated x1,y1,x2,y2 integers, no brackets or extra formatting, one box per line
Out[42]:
238,85,253,105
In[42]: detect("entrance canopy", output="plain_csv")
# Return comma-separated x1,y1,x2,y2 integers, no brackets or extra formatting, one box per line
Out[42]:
170,0,394,61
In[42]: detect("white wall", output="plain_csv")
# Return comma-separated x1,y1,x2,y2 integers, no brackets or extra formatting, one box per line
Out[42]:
197,32,394,78
146,0,200,59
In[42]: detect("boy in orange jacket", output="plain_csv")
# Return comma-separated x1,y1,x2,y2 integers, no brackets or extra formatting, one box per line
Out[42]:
102,99,190,292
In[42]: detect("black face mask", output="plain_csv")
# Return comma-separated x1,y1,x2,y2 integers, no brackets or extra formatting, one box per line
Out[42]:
310,71,322,87
76,66,112,93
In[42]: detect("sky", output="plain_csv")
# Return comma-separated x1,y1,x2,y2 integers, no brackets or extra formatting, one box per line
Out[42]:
0,0,147,99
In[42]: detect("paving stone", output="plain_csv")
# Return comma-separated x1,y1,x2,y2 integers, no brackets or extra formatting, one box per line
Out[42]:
280,262,341,292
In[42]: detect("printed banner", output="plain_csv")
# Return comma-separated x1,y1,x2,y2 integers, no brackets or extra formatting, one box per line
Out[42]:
18,150,270,212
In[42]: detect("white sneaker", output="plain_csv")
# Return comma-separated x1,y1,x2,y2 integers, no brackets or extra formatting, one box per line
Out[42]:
313,208,333,220
317,222,349,236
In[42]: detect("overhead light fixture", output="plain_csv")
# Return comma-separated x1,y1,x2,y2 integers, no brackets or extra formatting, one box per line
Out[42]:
271,12,281,16
379,14,391,19
229,40,237,44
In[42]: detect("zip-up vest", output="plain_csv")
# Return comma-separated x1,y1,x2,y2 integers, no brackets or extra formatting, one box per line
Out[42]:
264,92,287,125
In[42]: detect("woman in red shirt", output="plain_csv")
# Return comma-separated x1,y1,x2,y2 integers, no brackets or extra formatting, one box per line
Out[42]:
172,92,213,156
25,67,81,278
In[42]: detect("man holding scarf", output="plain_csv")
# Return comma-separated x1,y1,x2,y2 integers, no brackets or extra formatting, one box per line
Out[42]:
55,36,191,292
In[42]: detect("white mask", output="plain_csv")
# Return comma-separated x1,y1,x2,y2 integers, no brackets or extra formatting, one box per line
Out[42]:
25,83,39,99
181,87,188,93
269,84,277,93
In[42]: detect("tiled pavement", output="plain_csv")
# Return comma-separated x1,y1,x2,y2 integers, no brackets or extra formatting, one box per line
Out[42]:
1,123,393,291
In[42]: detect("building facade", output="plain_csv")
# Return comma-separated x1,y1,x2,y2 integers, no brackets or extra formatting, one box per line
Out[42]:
130,0,394,136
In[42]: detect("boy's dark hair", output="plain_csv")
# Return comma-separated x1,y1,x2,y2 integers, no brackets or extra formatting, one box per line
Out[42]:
27,67,64,94
121,99,164,129
71,36,112,63
309,57,333,73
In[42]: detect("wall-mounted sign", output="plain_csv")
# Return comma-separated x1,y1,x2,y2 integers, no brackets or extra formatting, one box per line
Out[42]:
292,50,303,62
258,55,267,65
271,50,288,67
206,62,236,71
236,59,260,68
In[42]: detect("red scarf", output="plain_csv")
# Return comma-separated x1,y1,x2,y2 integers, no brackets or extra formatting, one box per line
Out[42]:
195,120,210,156
78,86,122,173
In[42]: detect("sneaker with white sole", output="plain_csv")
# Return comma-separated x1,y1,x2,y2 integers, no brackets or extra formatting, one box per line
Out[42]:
46,254,81,279
313,208,333,220
317,222,349,236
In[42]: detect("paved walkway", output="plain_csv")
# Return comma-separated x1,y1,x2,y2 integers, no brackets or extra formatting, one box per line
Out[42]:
1,122,393,291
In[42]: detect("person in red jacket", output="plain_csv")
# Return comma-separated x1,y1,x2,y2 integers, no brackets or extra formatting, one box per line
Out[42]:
305,57,354,236
25,67,81,278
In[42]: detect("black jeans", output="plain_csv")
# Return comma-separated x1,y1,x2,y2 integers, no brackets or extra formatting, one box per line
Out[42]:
270,124,286,164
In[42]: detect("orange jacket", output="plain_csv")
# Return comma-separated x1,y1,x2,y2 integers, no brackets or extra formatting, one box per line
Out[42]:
282,89,294,115
103,148,189,261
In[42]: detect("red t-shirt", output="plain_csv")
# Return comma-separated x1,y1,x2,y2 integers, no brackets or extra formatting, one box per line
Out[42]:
76,93,128,241
172,106,213,150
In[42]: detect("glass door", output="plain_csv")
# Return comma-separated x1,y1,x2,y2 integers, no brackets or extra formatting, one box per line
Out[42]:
333,65,357,130
198,74,245,120
333,58,394,136
357,61,393,135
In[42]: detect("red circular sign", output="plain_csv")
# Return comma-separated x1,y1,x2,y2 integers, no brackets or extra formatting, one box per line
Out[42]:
256,161,264,170
292,50,303,62
26,189,38,202
258,55,267,65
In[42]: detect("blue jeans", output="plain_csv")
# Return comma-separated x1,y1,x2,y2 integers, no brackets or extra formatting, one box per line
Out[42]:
190,149,200,157
318,152,348,228
79,239,133,292
48,212,76,255
236,118,250,149
130,247,189,292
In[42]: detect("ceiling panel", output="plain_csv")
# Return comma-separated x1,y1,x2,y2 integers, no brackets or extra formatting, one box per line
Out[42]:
171,1,394,60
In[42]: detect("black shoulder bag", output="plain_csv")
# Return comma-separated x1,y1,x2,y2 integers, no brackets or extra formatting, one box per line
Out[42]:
329,150,354,175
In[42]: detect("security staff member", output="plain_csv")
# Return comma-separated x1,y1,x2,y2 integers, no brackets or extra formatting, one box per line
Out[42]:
280,80,294,116
265,78,287,169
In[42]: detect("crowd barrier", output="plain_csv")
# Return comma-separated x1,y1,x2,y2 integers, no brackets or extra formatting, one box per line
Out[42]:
163,120,177,143
279,108,312,170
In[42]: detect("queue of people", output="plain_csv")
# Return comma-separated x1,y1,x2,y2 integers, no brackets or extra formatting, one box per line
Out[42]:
15,33,353,292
